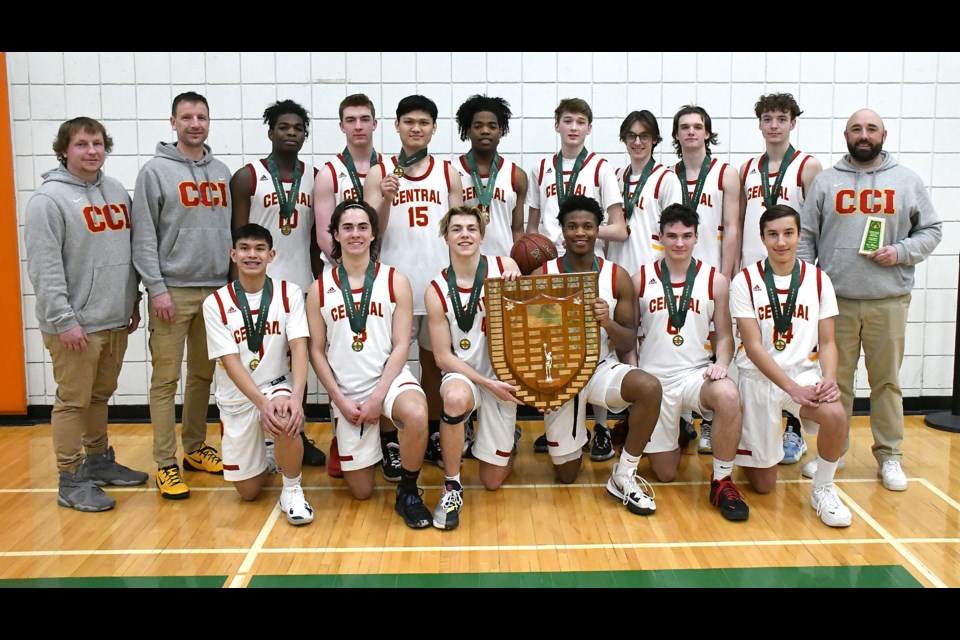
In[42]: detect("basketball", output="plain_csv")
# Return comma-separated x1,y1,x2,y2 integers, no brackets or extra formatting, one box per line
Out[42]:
510,233,558,275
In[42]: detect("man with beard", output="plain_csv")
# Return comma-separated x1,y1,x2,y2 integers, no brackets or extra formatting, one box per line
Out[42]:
798,108,941,493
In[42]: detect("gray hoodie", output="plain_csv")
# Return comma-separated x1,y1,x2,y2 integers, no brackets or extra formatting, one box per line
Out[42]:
799,151,942,300
131,142,232,295
25,165,139,334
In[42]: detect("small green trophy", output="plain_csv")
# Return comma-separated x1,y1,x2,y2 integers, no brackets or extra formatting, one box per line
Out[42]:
858,216,886,255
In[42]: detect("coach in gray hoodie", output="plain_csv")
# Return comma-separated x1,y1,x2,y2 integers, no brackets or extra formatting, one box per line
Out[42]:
25,117,148,512
131,91,231,499
799,108,942,493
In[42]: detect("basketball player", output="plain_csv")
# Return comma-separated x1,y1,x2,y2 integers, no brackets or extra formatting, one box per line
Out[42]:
306,200,433,529
364,95,464,468
739,93,823,466
670,105,740,279
454,95,528,256
730,205,852,528
229,99,326,470
425,206,524,530
525,98,627,460
202,224,313,525
313,93,398,481
634,203,748,521
606,110,683,276
534,195,663,517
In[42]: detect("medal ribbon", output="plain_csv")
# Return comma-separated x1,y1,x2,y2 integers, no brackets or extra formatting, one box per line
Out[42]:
446,256,487,333
396,147,429,172
341,147,379,201
622,157,656,219
677,154,712,210
233,278,273,353
762,259,801,335
337,260,377,336
659,259,698,330
554,147,589,206
265,155,302,222
561,253,599,274
759,145,796,208
465,151,500,209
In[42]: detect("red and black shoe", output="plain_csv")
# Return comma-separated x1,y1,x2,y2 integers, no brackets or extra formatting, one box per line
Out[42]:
710,475,749,522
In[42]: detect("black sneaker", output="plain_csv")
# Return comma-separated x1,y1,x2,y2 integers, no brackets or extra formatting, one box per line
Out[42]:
710,476,750,522
381,442,401,482
462,418,476,459
423,431,442,466
533,433,548,453
395,486,431,529
678,417,697,449
301,431,326,466
591,425,615,461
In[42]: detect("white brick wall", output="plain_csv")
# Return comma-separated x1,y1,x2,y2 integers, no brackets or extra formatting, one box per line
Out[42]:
7,51,957,406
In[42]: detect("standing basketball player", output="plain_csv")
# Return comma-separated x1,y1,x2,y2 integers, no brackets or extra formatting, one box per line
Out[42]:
534,195,663,517
425,206,524,530
730,205,851,528
364,95,464,468
739,93,823,466
229,99,326,470
203,224,313,525
313,94,400,481
634,203,748,521
525,98,627,460
306,200,433,529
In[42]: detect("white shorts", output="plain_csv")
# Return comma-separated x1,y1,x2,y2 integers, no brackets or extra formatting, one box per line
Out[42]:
737,368,822,469
333,366,425,472
440,372,518,468
543,358,635,461
219,381,291,482
410,315,432,351
644,368,708,454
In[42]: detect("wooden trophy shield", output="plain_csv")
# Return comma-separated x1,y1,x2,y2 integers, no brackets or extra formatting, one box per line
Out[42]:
485,272,600,411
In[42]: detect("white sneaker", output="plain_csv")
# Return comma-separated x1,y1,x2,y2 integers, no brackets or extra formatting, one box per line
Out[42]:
811,483,852,527
264,441,280,474
279,484,314,526
605,463,656,515
801,454,845,479
697,422,712,454
879,460,908,491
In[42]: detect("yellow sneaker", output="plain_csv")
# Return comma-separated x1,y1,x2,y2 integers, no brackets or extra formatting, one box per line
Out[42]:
156,465,190,500
183,444,224,474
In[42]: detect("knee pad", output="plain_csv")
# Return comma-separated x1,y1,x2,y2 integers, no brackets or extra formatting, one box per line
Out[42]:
440,409,471,425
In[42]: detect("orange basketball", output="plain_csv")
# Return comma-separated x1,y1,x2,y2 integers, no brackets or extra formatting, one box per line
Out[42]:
510,233,559,275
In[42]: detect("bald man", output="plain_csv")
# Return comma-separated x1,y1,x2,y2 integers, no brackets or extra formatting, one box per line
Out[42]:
798,108,942,492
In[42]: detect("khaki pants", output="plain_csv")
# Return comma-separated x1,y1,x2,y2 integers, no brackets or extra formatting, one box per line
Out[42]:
835,294,911,465
43,329,127,474
148,286,218,468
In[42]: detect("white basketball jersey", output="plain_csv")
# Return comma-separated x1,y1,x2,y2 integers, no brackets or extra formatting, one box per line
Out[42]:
740,151,814,266
526,152,620,255
322,152,384,204
456,155,519,257
245,160,318,294
605,164,684,276
673,158,730,269
731,259,838,374
545,257,620,363
204,279,309,409
317,261,398,398
428,255,507,378
378,155,452,315
636,259,715,378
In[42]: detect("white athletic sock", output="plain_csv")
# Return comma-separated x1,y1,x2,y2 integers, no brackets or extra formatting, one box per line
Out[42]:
593,406,608,429
617,449,641,477
282,472,301,488
445,473,462,486
713,458,734,481
813,457,839,490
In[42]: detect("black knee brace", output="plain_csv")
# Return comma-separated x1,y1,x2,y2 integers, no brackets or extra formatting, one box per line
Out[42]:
440,409,471,425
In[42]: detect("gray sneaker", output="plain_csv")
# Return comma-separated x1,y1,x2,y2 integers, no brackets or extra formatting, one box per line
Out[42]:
58,464,116,512
85,447,149,486
432,480,464,530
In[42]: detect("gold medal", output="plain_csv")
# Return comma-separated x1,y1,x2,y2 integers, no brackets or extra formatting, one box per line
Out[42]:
352,339,364,352
672,335,684,347
478,204,490,223
459,338,471,350
393,165,404,178
774,339,786,352
281,223,292,236
249,358,260,370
